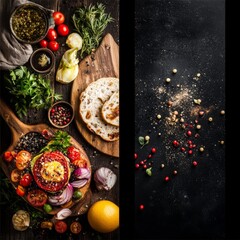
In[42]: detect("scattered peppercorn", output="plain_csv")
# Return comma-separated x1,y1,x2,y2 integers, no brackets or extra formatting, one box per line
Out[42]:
160,163,165,169
199,110,205,116
139,204,144,210
135,163,140,169
196,124,201,130
219,140,224,145
134,153,138,159
220,110,225,115
199,147,205,152
172,140,180,147
157,114,161,119
208,117,213,122
145,135,150,141
164,176,170,182
151,148,156,153
173,170,178,175
166,77,171,83
186,130,192,137
192,161,198,167
172,68,177,74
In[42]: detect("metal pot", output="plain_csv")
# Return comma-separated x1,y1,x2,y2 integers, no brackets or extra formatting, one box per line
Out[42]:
10,2,54,44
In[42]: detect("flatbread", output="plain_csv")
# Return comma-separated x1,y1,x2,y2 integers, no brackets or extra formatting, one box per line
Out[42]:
101,91,119,127
79,77,119,141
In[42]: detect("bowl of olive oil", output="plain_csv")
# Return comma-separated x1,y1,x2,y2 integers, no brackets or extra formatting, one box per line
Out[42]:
10,3,53,44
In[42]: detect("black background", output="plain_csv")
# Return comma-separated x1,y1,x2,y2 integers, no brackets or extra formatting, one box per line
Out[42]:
134,0,226,239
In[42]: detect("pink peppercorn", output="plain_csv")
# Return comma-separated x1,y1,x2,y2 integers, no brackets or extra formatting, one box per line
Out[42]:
135,163,140,169
186,130,192,137
164,176,170,182
151,148,156,153
188,150,193,155
134,153,138,159
192,161,198,167
172,140,180,147
139,204,144,210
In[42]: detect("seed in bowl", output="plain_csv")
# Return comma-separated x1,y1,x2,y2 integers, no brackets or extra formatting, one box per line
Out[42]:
49,102,73,127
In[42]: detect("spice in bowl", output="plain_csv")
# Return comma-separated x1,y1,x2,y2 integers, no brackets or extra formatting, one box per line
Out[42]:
30,48,55,74
48,101,74,128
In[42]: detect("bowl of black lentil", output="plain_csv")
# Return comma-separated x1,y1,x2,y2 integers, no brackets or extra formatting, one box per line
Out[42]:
48,101,74,129
10,3,52,44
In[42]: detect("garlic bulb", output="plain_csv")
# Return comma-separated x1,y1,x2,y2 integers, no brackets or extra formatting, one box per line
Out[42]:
12,210,30,231
94,167,117,191
66,33,83,50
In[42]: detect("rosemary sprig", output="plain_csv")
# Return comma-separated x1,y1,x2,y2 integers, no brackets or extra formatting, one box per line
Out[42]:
72,3,114,58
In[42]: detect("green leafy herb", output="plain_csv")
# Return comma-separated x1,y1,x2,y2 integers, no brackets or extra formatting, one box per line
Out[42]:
146,167,152,176
138,136,149,148
40,130,71,154
72,3,114,58
4,66,62,118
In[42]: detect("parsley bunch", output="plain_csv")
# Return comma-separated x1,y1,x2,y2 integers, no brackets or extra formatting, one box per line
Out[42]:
72,3,114,58
4,66,62,118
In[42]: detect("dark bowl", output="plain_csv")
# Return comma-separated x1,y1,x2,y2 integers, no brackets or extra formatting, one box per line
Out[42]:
48,101,74,129
10,3,52,44
30,48,55,74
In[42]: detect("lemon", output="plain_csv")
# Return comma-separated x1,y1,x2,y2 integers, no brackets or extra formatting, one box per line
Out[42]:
87,200,119,233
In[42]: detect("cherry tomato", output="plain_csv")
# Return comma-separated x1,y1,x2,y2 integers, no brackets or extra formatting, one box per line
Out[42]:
72,159,88,168
16,185,26,197
53,11,65,25
39,39,48,48
70,221,82,234
3,151,16,162
47,28,58,41
27,189,47,207
16,150,31,170
11,169,22,183
55,220,67,233
67,146,81,162
48,40,60,52
20,173,33,187
57,24,69,36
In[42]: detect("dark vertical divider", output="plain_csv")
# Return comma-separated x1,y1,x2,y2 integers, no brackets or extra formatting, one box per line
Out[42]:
119,0,135,239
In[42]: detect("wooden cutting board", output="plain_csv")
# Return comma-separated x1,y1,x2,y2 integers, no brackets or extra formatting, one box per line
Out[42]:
71,33,119,157
0,99,91,216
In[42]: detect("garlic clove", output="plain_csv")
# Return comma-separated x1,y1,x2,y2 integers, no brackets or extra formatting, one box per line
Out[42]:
94,167,117,191
12,210,30,231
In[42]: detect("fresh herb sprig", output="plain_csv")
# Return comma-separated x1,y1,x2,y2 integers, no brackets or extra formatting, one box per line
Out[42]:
72,3,114,58
40,130,71,154
4,66,62,118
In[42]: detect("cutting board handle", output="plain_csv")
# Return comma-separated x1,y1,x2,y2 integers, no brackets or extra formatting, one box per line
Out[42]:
0,99,29,141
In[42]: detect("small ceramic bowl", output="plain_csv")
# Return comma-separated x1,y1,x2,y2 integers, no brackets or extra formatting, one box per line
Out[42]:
48,101,74,129
30,48,55,74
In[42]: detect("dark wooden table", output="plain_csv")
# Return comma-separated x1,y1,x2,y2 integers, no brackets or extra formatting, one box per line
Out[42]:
0,0,119,239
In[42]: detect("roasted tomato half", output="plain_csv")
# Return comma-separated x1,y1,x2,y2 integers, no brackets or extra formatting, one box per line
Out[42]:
67,146,81,162
16,185,26,197
16,150,31,170
27,189,47,207
11,169,22,183
32,151,70,193
70,221,82,234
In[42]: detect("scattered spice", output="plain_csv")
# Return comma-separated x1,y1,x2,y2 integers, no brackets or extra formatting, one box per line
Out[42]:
160,164,165,169
172,68,177,74
156,114,161,119
220,110,225,115
194,99,202,105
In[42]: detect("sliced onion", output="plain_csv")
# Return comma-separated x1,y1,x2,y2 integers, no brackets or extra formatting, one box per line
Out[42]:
94,167,117,191
74,167,91,180
48,184,73,206
70,179,88,188
55,208,72,220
